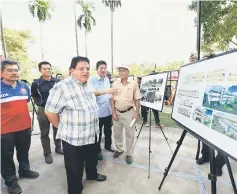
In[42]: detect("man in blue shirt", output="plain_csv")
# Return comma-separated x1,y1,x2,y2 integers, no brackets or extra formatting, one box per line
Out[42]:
90,61,116,160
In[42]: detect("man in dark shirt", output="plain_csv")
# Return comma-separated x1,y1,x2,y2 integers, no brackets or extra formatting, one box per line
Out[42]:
31,61,63,164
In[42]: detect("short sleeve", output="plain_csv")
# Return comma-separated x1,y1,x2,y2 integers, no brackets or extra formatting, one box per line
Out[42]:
111,81,117,100
133,82,141,100
45,83,66,114
25,84,31,102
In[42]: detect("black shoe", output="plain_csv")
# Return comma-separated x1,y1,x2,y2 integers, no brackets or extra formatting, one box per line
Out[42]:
87,174,106,182
216,168,223,176
7,181,22,194
45,154,53,164
105,147,116,152
196,157,209,165
113,151,124,158
55,148,64,155
126,155,133,164
98,152,103,161
19,170,39,179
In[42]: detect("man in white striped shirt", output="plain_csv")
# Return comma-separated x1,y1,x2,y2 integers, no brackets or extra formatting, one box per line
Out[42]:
45,56,114,194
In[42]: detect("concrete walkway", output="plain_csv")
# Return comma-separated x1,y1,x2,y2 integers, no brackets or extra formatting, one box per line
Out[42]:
1,118,237,194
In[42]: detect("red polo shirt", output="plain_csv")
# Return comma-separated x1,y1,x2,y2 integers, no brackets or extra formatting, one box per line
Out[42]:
1,80,31,134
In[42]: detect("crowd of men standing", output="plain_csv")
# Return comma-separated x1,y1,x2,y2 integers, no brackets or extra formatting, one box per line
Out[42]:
1,53,227,194
1,56,141,194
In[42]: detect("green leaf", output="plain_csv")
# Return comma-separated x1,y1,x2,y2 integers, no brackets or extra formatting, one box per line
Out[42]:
188,1,237,53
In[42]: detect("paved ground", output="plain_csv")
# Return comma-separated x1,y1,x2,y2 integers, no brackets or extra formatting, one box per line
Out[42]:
1,116,237,194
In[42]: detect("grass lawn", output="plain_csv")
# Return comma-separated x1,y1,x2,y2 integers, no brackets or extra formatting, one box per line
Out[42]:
28,101,179,128
149,112,179,128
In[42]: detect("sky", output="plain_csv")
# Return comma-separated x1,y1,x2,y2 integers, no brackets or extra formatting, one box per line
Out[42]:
2,0,197,72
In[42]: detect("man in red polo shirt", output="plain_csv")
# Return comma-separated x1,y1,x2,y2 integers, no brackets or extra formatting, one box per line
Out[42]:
1,60,39,194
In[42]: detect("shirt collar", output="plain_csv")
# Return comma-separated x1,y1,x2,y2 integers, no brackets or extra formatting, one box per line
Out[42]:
38,76,57,84
96,74,108,81
72,76,88,86
1,80,20,87
119,78,131,83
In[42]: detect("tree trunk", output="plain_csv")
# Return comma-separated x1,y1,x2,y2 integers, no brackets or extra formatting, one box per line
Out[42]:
0,9,7,58
111,10,114,75
74,1,79,55
40,22,44,60
85,30,87,57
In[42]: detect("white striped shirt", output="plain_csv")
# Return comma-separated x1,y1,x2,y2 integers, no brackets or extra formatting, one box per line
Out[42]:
45,76,99,146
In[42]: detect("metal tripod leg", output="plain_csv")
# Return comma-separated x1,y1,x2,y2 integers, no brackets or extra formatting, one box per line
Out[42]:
225,156,237,194
158,130,187,190
132,122,145,152
158,123,173,154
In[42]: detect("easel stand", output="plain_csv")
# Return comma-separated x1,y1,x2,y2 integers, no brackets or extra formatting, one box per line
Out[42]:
225,156,237,194
158,130,237,194
158,129,187,190
132,109,153,178
209,147,217,194
133,108,173,178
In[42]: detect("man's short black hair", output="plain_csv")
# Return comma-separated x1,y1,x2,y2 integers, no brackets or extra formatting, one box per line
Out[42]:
1,59,19,72
96,60,107,70
70,56,90,69
38,61,52,70
137,76,142,81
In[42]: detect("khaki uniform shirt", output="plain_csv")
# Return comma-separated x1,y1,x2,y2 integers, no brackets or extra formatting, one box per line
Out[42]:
112,80,140,111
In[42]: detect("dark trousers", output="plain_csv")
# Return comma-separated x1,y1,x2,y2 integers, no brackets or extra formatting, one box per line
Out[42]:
201,143,226,170
62,141,98,194
141,106,160,125
1,128,31,186
98,115,112,151
37,106,61,155
141,106,148,123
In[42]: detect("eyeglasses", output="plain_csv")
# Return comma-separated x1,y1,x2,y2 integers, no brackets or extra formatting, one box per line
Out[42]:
4,69,19,73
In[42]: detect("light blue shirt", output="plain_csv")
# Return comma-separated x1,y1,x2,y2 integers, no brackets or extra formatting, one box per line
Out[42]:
89,75,112,118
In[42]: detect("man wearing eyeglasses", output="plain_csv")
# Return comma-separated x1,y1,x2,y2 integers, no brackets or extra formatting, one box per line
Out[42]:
31,61,63,164
1,60,39,194
89,61,116,161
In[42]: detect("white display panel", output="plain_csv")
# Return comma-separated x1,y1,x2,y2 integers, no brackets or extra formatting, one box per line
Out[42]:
140,72,168,111
172,51,237,159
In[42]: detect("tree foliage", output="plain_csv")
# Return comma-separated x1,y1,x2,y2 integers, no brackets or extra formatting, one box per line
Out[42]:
28,0,53,22
117,61,185,78
1,28,35,79
102,0,121,12
77,0,96,33
188,1,237,53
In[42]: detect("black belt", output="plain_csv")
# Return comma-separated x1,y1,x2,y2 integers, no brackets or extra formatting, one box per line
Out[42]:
117,106,133,113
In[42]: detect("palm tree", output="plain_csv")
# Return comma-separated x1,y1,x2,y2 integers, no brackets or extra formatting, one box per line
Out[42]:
77,0,96,57
102,0,121,74
74,1,79,56
0,8,7,58
28,0,53,60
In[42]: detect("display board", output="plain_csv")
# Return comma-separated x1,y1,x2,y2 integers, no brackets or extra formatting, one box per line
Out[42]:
140,72,168,111
116,75,134,82
172,50,237,160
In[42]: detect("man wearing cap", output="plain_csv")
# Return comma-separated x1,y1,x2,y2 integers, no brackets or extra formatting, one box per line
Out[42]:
111,65,140,164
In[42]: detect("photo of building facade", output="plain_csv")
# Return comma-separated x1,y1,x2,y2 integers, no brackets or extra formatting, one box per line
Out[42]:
203,85,237,115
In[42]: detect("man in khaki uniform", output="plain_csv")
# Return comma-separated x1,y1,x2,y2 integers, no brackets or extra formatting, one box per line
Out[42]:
111,66,140,164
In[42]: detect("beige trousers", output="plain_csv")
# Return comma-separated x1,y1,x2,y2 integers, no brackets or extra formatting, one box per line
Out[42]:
113,108,135,156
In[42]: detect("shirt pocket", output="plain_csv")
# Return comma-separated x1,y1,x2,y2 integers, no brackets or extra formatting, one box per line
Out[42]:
124,88,133,98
